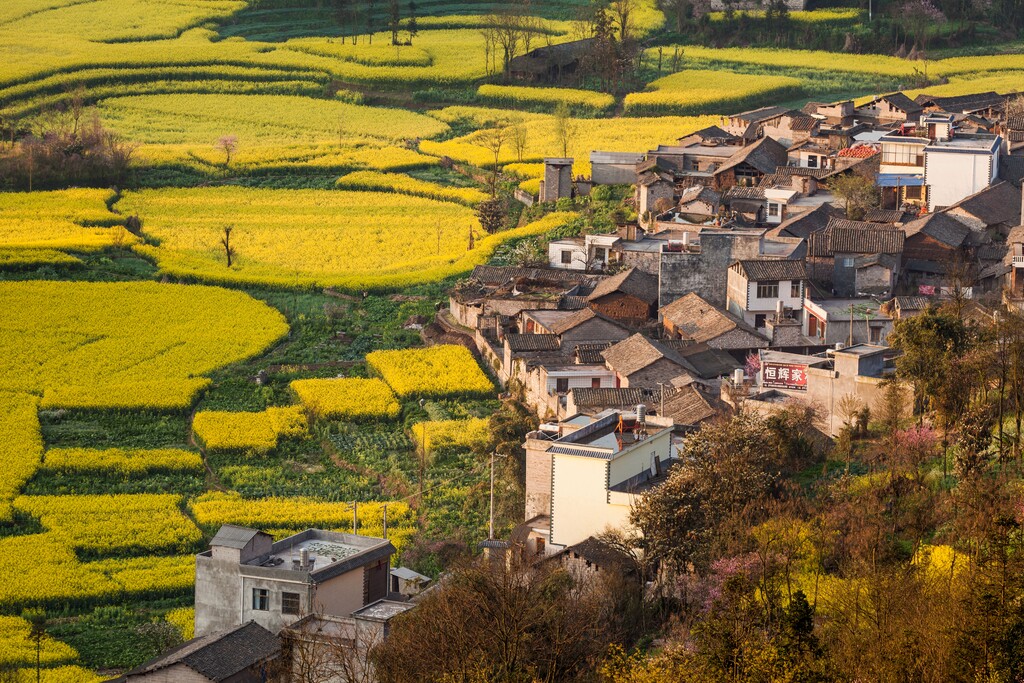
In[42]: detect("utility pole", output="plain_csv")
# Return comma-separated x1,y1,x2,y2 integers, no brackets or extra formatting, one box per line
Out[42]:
352,501,358,534
489,451,508,540
657,382,666,416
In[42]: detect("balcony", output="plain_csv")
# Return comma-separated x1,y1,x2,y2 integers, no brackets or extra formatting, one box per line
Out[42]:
1014,255,1024,266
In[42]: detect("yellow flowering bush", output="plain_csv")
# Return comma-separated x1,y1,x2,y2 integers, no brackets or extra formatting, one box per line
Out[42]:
291,378,401,420
367,345,494,398
43,447,203,475
193,405,308,452
0,615,78,666
0,249,81,268
13,494,203,556
165,606,195,641
336,171,488,206
412,418,491,453
0,281,288,410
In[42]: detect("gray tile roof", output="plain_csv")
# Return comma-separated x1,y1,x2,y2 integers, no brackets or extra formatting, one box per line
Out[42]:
659,384,724,426
863,208,914,224
506,333,561,353
120,622,280,682
946,181,1022,226
575,342,613,365
470,265,600,286
914,91,1005,113
660,293,768,347
601,333,696,378
570,386,660,408
717,137,789,176
547,307,628,335
903,212,970,248
586,267,658,306
809,218,905,256
766,203,837,239
734,259,807,282
662,341,742,378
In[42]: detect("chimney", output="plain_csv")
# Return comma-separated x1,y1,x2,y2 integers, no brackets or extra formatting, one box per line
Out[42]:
300,548,309,569
776,300,785,321
732,368,744,387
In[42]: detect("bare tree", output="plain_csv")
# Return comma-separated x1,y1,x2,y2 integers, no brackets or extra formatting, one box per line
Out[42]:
552,101,578,158
509,116,528,162
477,123,508,196
608,0,637,41
221,225,236,267
483,7,530,81
216,134,238,167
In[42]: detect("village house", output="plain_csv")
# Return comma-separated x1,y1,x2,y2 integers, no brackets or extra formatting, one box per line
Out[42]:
900,211,972,286
723,106,819,146
590,151,645,185
855,92,923,125
806,218,905,297
547,233,622,272
660,292,769,358
915,91,1006,117
522,351,617,419
507,38,594,82
877,128,929,209
943,181,1022,235
743,344,906,436
585,267,659,325
195,526,394,637
539,157,574,203
803,297,893,346
924,131,1002,211
519,307,631,349
522,409,676,555
726,259,807,330
601,333,698,389
112,622,281,683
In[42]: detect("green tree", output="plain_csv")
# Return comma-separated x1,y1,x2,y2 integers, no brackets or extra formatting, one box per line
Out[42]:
828,169,878,220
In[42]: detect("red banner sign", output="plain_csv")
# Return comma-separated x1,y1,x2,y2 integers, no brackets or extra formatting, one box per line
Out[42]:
762,362,808,391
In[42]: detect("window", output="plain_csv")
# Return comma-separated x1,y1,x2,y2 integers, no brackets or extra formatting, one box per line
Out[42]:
252,588,269,611
756,281,779,299
842,257,855,268
807,155,818,168
767,203,780,217
594,247,607,263
754,313,767,329
791,281,802,298
881,144,924,166
556,377,569,393
560,250,572,265
870,326,882,343
282,592,300,615
904,185,923,200
591,378,601,388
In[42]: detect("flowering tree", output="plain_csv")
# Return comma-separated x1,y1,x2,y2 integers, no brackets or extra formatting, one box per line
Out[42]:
900,0,945,53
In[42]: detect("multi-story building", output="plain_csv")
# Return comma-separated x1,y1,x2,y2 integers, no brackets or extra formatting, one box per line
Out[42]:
726,259,807,330
195,526,395,637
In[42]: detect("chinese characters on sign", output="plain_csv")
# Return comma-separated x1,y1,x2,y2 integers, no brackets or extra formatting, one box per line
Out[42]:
762,362,808,391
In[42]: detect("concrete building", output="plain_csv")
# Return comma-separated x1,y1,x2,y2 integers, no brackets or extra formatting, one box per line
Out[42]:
727,259,807,330
750,345,905,436
658,228,765,308
924,133,1001,211
195,526,395,637
523,409,676,555
590,151,644,185
547,233,620,271
803,297,893,347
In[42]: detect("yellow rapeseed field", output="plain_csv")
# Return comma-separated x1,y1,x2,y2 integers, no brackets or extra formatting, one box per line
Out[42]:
476,84,616,114
42,447,204,475
412,417,492,453
367,345,494,398
192,405,308,452
624,69,803,115
13,494,203,556
336,170,489,206
165,606,195,641
0,281,288,409
0,614,78,666
421,112,722,177
291,377,401,419
0,393,42,523
0,189,132,251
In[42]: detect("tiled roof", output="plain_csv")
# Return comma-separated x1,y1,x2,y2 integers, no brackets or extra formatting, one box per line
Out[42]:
575,342,612,365
808,218,905,256
559,295,588,310
681,125,738,142
210,525,266,549
660,384,724,426
903,212,970,248
587,267,659,305
120,622,280,682
1000,155,1024,184
716,136,789,176
470,265,600,286
660,293,768,347
730,105,793,123
601,333,696,378
725,186,766,200
662,341,742,378
837,144,879,158
569,386,660,408
679,185,722,206
505,333,561,353
894,295,930,310
946,181,1022,227
766,203,837,239
1007,114,1024,130
788,115,820,131
915,91,1005,113
734,259,807,281
874,92,921,113
863,208,913,223
547,307,627,335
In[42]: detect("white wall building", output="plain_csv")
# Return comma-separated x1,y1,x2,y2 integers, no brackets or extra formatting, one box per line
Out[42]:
727,259,807,329
924,134,1001,211
548,234,621,271
522,410,675,555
